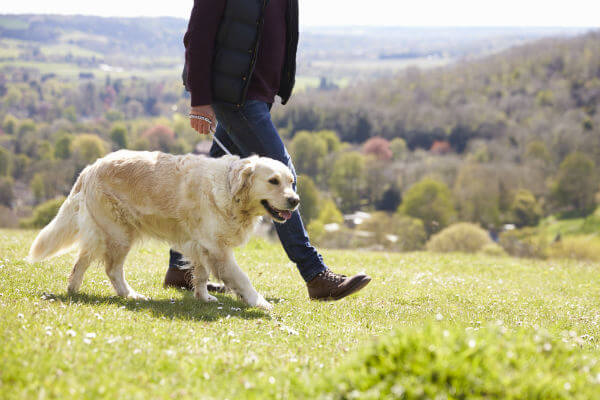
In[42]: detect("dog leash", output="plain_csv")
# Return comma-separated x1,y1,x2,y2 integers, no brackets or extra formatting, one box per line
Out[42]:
190,114,232,156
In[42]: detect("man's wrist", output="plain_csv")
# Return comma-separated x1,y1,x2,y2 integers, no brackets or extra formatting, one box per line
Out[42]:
191,91,212,107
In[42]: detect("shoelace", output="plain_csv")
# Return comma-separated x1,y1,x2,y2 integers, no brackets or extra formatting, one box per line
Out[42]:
321,270,346,284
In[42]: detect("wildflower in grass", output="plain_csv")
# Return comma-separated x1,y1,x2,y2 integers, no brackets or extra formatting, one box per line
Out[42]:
66,329,76,337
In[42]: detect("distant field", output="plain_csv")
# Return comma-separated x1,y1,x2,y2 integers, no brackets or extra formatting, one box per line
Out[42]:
2,229,600,398
0,60,181,80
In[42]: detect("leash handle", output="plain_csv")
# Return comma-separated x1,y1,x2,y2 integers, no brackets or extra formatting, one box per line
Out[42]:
190,113,232,156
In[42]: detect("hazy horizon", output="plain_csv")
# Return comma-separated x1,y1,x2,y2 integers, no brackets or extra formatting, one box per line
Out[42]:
1,0,599,28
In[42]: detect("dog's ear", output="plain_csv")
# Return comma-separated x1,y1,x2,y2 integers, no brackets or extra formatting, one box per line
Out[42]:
229,156,258,197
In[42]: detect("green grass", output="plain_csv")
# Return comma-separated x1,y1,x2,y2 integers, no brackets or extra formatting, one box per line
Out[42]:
2,229,600,399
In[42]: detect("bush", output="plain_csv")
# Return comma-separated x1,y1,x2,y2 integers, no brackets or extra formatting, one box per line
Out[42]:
399,178,455,236
361,213,427,251
548,235,600,262
498,228,549,259
316,323,600,399
480,242,508,257
20,197,65,229
426,223,492,253
0,205,18,228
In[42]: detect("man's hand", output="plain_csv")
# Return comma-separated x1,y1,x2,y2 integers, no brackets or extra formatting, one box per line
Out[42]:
190,105,216,135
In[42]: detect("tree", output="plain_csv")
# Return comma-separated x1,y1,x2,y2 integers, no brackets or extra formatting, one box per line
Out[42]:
0,147,12,177
511,189,543,228
329,152,366,213
363,137,392,161
31,173,46,203
110,124,128,149
390,138,407,160
20,197,66,229
319,130,342,153
290,131,328,181
376,186,402,212
0,177,14,207
54,134,73,160
399,178,455,236
317,198,344,224
2,114,18,135
141,125,175,152
296,175,320,223
551,152,597,214
72,134,108,165
453,164,501,228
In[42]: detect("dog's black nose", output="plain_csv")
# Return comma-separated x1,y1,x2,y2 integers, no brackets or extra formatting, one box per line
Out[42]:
287,196,300,208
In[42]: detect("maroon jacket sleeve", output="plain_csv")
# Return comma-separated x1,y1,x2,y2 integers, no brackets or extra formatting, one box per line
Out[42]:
183,0,226,106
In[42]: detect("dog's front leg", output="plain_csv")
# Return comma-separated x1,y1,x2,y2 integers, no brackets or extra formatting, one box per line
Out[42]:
212,250,272,311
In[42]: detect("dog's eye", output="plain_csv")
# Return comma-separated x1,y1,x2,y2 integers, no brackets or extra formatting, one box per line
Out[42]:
269,178,280,185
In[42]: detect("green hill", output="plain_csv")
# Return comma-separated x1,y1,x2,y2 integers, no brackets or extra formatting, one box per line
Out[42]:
2,230,600,398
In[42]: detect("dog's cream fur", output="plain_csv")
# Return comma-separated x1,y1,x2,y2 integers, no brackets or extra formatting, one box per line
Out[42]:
28,150,298,310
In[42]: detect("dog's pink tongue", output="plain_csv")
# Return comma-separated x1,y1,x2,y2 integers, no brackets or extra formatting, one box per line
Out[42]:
279,210,293,220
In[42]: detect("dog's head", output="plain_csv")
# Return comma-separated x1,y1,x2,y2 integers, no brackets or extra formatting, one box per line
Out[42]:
229,156,299,223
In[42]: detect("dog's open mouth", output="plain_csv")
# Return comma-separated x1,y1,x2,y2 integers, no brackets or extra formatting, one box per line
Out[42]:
261,200,293,223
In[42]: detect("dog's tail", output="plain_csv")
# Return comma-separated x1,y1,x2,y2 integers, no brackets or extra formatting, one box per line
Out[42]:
28,191,81,262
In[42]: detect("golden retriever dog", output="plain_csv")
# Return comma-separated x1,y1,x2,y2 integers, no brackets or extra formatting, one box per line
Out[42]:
28,150,300,310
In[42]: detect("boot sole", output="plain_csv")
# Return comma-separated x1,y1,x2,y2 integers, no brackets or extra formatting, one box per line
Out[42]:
311,276,372,301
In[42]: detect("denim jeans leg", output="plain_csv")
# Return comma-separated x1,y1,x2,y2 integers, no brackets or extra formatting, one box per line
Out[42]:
212,100,327,282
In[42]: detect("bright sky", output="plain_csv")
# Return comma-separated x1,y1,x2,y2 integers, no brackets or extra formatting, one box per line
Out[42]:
1,0,598,27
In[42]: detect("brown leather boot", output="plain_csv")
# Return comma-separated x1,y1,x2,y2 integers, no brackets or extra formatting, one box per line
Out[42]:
163,268,227,293
307,270,371,301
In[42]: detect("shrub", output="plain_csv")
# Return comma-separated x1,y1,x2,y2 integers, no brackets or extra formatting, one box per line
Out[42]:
547,235,600,262
499,228,549,259
20,197,65,229
361,213,427,251
0,205,18,228
480,242,508,257
426,223,492,253
399,178,455,236
315,323,600,399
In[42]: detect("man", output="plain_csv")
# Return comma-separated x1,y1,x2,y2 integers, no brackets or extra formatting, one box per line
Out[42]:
164,0,371,301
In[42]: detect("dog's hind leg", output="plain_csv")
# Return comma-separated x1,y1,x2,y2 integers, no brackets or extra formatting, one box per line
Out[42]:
67,250,94,294
192,263,217,303
103,241,145,300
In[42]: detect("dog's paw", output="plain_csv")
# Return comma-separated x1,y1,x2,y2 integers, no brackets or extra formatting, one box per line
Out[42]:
127,292,148,301
254,296,273,311
195,291,218,303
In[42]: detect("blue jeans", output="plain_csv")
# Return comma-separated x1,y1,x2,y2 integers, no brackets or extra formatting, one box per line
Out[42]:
169,100,327,282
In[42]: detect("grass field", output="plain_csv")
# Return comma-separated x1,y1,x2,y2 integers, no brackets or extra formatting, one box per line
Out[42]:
2,229,600,399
